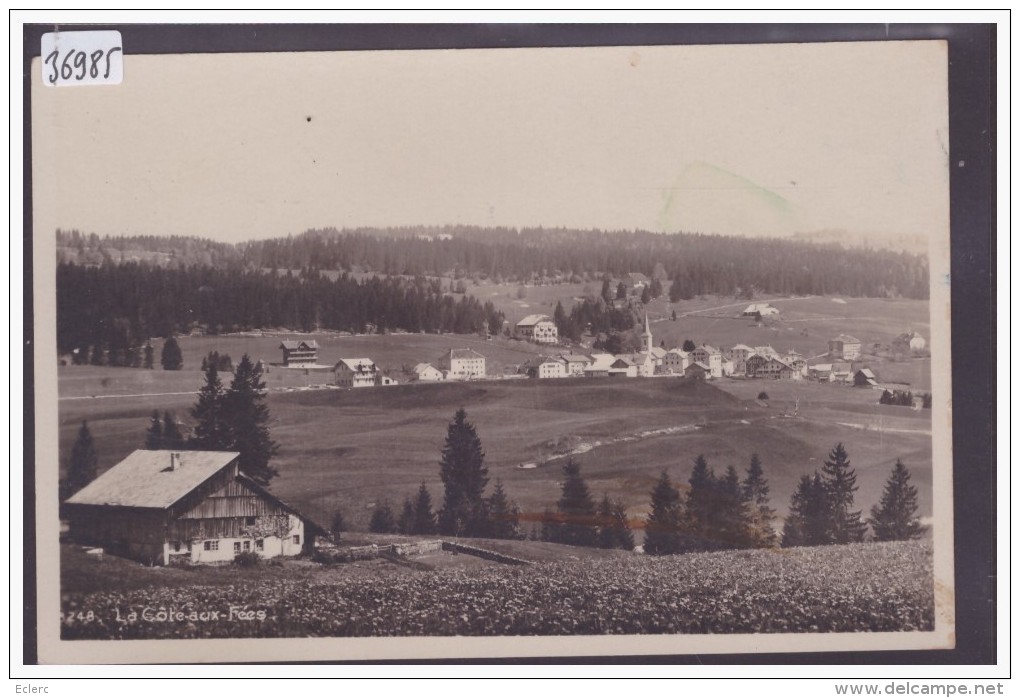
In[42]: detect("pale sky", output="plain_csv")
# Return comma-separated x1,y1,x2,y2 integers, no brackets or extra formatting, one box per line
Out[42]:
32,41,949,243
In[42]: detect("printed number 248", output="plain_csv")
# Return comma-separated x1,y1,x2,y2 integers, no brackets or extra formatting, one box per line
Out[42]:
44,46,121,84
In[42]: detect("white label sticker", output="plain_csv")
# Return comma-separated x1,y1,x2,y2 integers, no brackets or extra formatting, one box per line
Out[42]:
40,31,123,87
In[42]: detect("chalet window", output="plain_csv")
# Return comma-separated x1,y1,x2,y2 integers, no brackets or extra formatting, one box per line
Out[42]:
255,539,264,551
204,540,218,551
243,541,251,552
292,535,300,545
245,517,256,526
233,542,241,553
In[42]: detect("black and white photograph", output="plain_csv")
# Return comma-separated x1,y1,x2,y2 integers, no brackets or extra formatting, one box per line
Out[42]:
25,23,979,665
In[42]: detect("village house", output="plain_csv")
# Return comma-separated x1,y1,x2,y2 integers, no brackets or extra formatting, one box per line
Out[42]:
279,340,319,367
726,344,755,374
411,362,444,382
753,345,780,360
661,348,689,375
334,358,379,388
523,356,566,379
608,356,638,378
742,303,779,317
828,334,862,361
744,353,769,378
560,354,591,376
583,353,615,378
690,344,723,378
757,357,796,381
783,350,807,376
515,314,559,344
65,450,324,566
892,330,927,354
437,348,486,380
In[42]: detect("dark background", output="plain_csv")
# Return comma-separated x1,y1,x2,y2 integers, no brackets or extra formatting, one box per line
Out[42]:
21,22,996,668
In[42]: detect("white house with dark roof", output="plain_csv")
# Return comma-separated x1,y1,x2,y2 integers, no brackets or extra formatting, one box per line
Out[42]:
333,358,379,388
515,314,559,344
279,339,319,367
437,348,486,380
65,450,324,565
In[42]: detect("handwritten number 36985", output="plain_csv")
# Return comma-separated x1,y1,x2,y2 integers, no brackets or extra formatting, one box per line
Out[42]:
44,46,122,84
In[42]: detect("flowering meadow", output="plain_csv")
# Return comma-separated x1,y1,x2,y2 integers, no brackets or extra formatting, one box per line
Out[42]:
61,539,933,639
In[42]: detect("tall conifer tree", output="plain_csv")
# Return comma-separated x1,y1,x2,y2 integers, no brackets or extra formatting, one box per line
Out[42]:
67,421,98,497
645,470,684,555
821,442,868,543
224,354,278,484
437,408,489,536
869,460,925,541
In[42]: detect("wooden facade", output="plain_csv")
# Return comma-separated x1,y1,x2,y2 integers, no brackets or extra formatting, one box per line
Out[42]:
67,451,323,566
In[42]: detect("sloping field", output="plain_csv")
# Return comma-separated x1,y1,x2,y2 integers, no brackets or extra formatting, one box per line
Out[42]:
60,539,934,639
59,374,932,534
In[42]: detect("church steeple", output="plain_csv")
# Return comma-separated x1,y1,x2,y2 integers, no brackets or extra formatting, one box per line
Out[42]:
642,313,653,354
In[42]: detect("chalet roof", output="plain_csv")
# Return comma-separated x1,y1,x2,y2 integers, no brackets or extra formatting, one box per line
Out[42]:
743,303,775,313
441,348,486,361
697,344,720,354
754,345,777,355
831,362,854,373
334,358,377,372
764,358,792,370
811,363,833,372
832,334,861,344
560,354,591,363
687,361,710,371
524,355,563,368
517,314,553,327
412,362,439,374
856,368,877,378
649,347,667,359
730,344,755,352
586,354,616,371
279,340,318,350
66,450,239,510
611,356,635,367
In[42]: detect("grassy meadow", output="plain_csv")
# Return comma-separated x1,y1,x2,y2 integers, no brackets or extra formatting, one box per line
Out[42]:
59,367,932,535
60,539,934,638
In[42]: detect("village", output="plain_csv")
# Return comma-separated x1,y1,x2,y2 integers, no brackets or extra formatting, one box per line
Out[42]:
277,303,928,397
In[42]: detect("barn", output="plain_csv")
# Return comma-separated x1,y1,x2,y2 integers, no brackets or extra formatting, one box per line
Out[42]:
65,450,326,566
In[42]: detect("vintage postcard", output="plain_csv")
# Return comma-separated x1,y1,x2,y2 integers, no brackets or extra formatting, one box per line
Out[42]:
30,30,956,663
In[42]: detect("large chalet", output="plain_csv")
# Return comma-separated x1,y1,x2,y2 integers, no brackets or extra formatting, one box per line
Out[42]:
65,450,325,566
279,340,319,367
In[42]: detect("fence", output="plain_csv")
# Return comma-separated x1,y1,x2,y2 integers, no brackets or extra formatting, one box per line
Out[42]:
314,539,528,566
